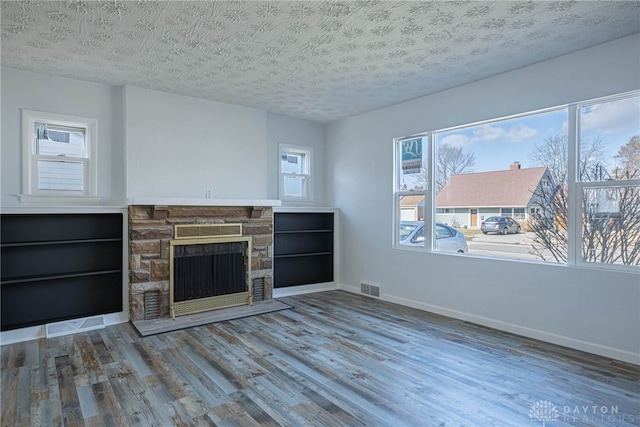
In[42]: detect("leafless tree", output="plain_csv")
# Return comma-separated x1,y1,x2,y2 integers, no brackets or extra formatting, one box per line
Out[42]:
434,144,475,193
529,134,569,186
613,135,640,179
581,184,640,265
527,134,640,266
529,134,607,185
527,182,568,263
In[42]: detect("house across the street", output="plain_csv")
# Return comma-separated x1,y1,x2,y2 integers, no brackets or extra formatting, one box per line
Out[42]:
435,162,554,229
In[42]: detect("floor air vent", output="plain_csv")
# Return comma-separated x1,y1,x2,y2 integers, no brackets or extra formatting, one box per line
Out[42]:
360,282,381,298
46,316,105,338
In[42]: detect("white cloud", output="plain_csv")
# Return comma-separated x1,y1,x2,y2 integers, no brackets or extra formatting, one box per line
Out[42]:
439,134,470,147
470,123,537,143
507,123,537,142
473,124,505,141
581,96,640,134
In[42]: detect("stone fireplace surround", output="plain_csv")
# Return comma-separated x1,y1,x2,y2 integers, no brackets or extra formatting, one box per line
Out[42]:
128,204,274,322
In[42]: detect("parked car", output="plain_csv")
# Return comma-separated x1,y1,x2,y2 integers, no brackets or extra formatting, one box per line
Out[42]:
399,221,468,253
481,216,521,235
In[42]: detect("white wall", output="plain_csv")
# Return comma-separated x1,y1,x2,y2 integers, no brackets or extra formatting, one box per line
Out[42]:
1,68,126,206
326,35,640,364
266,113,326,205
1,71,324,205
125,86,268,201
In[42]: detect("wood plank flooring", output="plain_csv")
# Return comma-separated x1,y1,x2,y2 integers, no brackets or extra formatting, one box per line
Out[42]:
2,290,639,426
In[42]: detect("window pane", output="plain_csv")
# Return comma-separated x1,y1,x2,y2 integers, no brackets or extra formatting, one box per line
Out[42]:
281,151,305,174
434,109,567,262
582,186,640,266
283,174,306,198
398,137,427,191
399,194,424,221
398,195,425,247
579,95,640,181
35,123,86,157
37,160,84,191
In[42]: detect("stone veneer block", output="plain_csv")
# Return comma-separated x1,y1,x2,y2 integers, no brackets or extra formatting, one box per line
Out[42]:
130,240,161,255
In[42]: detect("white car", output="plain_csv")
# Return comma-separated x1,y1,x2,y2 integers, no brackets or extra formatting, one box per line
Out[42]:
399,221,468,253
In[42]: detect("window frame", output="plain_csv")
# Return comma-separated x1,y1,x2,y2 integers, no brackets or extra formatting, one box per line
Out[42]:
394,133,432,250
571,93,640,270
278,143,314,203
21,109,98,203
393,90,639,272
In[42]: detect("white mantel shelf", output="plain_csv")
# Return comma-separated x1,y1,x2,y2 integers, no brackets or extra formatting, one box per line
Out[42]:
1,205,127,214
128,197,282,207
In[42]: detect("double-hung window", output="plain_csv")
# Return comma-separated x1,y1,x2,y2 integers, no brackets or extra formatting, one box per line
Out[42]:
394,135,429,247
279,144,313,202
574,93,640,268
21,109,98,202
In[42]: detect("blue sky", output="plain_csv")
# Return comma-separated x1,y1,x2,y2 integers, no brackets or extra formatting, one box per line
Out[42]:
435,95,640,173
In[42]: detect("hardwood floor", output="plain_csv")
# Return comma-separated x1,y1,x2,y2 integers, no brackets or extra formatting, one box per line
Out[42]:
2,290,639,426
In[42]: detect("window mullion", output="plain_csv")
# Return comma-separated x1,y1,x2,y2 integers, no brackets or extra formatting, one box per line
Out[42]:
567,104,579,265
424,132,434,251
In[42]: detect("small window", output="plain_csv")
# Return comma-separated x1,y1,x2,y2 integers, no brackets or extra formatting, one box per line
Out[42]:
21,110,98,202
279,144,313,202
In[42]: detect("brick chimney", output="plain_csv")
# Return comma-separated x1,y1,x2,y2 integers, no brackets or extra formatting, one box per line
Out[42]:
510,162,521,170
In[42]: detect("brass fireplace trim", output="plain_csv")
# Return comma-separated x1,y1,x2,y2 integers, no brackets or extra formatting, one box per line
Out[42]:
169,236,252,319
174,223,242,240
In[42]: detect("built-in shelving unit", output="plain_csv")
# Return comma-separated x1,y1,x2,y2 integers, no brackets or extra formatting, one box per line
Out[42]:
0,213,123,331
273,212,334,288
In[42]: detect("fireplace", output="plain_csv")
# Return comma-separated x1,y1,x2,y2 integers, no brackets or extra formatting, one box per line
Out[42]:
170,236,252,317
128,205,273,322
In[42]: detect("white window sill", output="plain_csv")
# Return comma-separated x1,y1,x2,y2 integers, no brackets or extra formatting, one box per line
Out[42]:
18,194,102,205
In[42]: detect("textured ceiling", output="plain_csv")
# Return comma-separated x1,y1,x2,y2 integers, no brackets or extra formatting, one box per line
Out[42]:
2,1,639,123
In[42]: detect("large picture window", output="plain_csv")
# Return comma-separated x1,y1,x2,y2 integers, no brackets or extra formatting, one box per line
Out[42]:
393,91,639,271
21,109,98,203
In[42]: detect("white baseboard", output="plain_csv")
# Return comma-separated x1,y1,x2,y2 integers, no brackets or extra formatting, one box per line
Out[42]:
0,325,46,345
338,283,640,366
273,282,338,298
0,311,129,346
